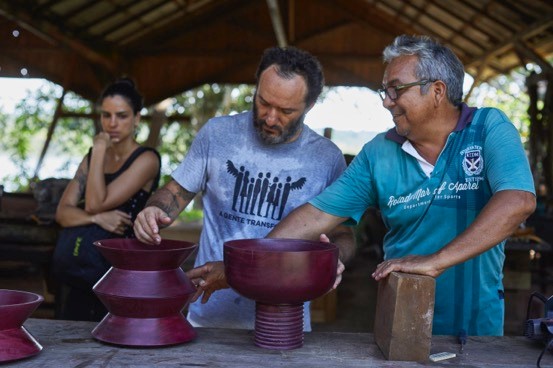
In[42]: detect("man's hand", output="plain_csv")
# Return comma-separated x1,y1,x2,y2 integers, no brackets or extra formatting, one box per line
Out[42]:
133,206,173,244
371,254,443,281
186,261,229,304
319,234,345,289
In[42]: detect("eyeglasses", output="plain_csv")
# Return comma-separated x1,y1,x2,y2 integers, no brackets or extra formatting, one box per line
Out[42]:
377,79,433,101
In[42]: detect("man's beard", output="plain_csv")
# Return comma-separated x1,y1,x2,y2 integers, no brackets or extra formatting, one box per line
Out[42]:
253,103,305,144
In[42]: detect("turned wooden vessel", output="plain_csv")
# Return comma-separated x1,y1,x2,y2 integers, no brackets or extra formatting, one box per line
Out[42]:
0,289,43,363
224,238,338,350
92,238,198,347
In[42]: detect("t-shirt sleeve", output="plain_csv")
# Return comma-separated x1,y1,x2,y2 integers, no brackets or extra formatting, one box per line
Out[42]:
310,146,376,224
171,121,211,193
484,109,535,195
329,151,347,183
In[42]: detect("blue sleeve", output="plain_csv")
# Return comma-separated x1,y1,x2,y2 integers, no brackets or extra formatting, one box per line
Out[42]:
309,143,376,224
483,109,535,195
171,120,211,193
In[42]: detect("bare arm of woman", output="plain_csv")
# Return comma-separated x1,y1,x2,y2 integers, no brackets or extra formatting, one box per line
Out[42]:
85,144,160,213
55,157,132,234
55,157,91,226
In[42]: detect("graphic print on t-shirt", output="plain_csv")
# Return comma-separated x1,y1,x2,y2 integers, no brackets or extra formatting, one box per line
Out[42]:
226,160,306,220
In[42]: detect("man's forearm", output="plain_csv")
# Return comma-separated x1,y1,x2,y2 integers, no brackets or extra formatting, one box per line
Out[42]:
327,225,356,264
146,180,196,221
434,190,536,271
269,203,347,242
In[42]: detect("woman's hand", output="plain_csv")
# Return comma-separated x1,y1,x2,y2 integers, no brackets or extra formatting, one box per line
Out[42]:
93,131,112,149
92,210,132,235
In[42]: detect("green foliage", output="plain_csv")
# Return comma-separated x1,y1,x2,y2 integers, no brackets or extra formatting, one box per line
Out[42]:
159,83,254,182
1,81,255,194
0,81,94,191
2,71,537,195
178,208,204,223
466,69,531,142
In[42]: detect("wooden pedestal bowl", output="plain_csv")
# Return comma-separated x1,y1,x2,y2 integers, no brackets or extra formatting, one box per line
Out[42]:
224,238,338,350
0,289,43,363
92,238,198,347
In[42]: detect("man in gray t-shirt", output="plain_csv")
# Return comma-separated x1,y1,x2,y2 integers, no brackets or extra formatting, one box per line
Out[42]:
134,46,355,330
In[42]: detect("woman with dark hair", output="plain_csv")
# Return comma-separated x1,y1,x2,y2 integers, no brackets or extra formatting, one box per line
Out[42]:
53,78,161,321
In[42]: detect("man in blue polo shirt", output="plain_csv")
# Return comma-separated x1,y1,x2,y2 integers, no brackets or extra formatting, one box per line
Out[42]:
269,34,536,336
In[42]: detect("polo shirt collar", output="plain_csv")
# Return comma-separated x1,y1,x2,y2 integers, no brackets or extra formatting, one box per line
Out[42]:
384,102,477,144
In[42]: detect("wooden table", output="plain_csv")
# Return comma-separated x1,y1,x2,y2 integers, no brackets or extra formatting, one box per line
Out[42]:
6,318,550,367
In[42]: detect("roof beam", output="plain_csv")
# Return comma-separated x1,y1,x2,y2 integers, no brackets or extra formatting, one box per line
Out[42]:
95,1,170,41
514,40,553,76
122,0,249,49
461,0,517,34
288,0,295,43
293,18,353,47
428,0,501,46
329,0,418,36
320,57,381,88
266,0,287,47
466,15,553,69
403,1,485,54
0,5,118,74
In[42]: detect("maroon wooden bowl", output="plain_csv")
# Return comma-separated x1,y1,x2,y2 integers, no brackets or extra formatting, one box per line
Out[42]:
224,238,338,350
0,289,43,363
94,238,197,270
92,238,198,346
224,238,338,304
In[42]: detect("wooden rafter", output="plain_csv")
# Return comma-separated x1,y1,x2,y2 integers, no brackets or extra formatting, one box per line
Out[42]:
398,0,486,55
428,0,501,45
514,40,553,75
466,15,553,69
329,0,418,36
288,0,296,43
0,4,117,74
466,1,518,34
266,0,287,47
1,0,553,107
121,0,246,48
95,1,171,40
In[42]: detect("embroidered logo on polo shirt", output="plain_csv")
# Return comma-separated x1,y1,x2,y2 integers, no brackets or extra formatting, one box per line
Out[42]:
461,145,483,176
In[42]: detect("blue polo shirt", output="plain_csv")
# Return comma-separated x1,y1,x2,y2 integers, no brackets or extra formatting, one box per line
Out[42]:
310,103,535,335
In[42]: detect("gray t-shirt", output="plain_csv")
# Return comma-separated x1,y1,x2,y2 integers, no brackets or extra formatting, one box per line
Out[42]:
172,110,346,330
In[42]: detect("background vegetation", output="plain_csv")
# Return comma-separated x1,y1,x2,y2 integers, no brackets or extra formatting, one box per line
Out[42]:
0,66,536,221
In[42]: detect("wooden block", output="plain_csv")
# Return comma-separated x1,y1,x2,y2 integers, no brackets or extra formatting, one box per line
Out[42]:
374,271,435,361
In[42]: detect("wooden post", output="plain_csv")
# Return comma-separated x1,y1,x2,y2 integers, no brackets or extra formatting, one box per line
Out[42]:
32,89,66,180
144,100,169,148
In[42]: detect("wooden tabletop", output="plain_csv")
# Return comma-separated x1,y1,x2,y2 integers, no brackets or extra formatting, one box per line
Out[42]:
5,318,550,367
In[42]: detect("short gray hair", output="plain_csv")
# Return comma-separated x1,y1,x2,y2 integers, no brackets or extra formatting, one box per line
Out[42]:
383,35,465,106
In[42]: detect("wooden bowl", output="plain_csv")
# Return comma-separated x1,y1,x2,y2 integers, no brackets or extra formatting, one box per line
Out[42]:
0,289,43,363
224,238,338,350
224,238,338,304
